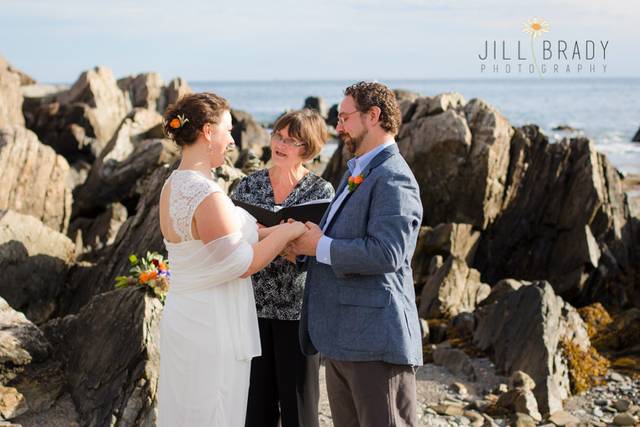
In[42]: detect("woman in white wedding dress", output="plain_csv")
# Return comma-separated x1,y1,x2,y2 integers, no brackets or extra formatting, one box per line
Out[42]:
156,92,307,426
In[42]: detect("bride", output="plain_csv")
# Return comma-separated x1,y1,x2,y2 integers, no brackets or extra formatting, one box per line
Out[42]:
156,92,307,426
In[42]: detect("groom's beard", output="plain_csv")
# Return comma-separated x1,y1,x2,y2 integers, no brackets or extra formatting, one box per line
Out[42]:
339,129,367,155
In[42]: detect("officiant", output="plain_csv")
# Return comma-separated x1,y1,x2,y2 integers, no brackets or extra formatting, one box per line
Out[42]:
231,109,334,427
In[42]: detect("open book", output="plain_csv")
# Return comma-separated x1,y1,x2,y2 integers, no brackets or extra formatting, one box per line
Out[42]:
232,198,332,227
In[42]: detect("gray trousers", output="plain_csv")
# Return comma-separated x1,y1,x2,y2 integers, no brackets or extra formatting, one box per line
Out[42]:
324,358,418,427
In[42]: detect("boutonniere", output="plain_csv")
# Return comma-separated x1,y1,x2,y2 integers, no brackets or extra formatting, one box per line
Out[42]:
347,174,365,192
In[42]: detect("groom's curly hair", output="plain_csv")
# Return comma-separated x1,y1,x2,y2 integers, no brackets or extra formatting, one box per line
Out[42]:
344,82,402,136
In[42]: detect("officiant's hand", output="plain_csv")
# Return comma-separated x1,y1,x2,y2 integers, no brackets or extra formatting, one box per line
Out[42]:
288,222,323,257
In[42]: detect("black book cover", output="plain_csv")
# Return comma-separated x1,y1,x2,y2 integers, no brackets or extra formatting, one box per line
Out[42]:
232,199,331,227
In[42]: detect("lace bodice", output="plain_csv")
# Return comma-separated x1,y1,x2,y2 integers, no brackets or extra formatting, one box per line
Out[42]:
164,169,223,241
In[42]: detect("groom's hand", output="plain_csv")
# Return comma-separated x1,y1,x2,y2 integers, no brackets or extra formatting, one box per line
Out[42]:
288,222,323,257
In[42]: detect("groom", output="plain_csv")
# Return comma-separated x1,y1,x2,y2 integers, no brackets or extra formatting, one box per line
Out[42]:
289,82,423,426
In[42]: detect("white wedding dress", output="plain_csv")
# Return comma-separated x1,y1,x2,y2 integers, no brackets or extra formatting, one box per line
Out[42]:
157,169,261,426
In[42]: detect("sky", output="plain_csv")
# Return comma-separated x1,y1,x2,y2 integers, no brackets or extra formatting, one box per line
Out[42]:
1,0,638,83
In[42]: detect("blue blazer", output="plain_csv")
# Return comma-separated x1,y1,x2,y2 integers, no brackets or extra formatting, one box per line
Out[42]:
299,144,424,366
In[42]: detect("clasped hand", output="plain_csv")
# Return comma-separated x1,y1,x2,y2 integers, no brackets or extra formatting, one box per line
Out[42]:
286,221,323,258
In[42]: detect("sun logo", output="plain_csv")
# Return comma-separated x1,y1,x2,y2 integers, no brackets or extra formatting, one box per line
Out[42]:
522,18,550,77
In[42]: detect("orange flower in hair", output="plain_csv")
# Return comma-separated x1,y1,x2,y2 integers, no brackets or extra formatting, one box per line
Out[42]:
168,113,189,129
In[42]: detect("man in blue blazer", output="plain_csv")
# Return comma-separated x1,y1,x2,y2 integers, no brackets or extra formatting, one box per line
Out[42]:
289,82,423,426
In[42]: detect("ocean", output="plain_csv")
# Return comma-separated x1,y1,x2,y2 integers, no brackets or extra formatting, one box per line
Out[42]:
191,78,640,174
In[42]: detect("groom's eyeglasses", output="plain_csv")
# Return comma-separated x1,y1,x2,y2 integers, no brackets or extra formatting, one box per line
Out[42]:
337,110,361,125
271,133,307,148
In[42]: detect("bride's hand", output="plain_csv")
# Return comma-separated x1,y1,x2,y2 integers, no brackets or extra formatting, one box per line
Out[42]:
283,221,307,240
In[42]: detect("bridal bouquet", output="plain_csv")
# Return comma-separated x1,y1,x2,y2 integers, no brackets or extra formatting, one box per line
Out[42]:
115,252,170,302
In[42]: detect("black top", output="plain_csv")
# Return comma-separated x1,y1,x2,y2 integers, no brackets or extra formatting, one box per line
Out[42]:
231,168,335,320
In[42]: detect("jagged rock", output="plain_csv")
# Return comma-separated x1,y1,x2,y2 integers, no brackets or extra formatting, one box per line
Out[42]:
449,312,476,337
21,84,68,126
234,149,264,175
397,97,513,229
118,73,166,113
473,281,591,415
44,287,161,427
164,77,191,107
231,109,270,152
412,92,466,121
432,344,476,380
0,210,75,324
419,256,490,319
0,384,28,420
0,296,51,375
0,56,25,127
56,66,129,145
67,203,128,254
509,371,536,391
475,127,639,308
99,108,163,164
394,89,420,123
27,101,100,163
12,392,79,426
412,223,481,283
214,163,247,195
479,278,530,307
304,96,329,118
77,166,172,302
0,126,72,232
321,140,353,189
326,104,339,128
72,138,178,217
511,412,537,427
496,388,542,421
631,126,639,143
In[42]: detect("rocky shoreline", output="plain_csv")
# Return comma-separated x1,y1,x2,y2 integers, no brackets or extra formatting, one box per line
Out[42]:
1,56,639,426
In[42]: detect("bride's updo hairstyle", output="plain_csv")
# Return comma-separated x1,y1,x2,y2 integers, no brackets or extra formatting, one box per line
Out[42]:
163,92,230,147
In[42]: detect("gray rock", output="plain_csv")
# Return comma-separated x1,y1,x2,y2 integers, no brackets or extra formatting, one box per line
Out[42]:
432,345,476,380
0,127,72,233
419,256,490,319
509,371,536,392
304,96,329,119
72,138,178,217
473,281,590,415
412,223,481,284
0,296,50,369
118,72,166,113
67,203,128,254
231,109,270,152
614,399,631,412
511,412,537,427
632,126,640,143
0,210,75,324
497,389,542,421
547,410,581,425
0,56,25,128
44,287,161,427
613,412,637,426
475,127,639,309
412,92,466,120
164,77,191,107
57,66,129,145
0,384,28,420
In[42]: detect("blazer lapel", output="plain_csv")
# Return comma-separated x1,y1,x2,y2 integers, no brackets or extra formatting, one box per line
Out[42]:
322,144,399,232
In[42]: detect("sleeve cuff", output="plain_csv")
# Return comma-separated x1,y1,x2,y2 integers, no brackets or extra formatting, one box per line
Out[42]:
315,236,333,265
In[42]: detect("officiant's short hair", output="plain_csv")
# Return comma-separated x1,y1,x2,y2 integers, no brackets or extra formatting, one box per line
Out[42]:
272,109,328,161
